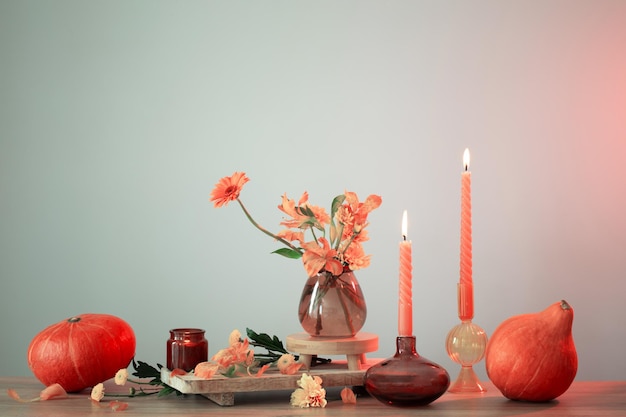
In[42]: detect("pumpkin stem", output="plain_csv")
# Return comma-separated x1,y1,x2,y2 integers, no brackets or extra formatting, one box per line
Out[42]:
560,300,571,310
67,317,81,323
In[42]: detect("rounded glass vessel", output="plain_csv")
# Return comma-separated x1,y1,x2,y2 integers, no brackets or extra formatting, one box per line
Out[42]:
365,336,450,407
298,269,366,337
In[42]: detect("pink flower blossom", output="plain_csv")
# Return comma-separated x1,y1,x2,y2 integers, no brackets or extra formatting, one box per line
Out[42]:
39,383,69,400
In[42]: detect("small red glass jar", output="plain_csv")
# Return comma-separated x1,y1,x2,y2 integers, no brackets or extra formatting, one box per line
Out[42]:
166,328,208,371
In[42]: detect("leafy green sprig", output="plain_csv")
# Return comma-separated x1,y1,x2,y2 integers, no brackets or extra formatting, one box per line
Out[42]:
246,328,331,366
125,360,181,397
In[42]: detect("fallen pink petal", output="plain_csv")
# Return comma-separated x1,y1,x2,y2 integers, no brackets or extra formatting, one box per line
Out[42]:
253,363,271,377
7,389,26,402
341,387,357,404
170,368,187,377
39,383,69,400
7,388,40,403
109,400,129,411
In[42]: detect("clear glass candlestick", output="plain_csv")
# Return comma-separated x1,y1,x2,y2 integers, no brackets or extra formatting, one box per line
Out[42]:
445,283,488,393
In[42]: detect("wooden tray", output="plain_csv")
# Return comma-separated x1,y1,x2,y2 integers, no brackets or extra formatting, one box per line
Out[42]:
161,359,375,406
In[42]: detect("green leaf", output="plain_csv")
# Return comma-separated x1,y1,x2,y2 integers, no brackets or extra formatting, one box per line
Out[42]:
330,194,346,218
272,247,302,259
246,328,288,354
132,359,161,379
157,386,178,397
222,365,239,378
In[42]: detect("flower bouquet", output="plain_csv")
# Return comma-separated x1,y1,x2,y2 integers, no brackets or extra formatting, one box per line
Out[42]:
211,172,382,336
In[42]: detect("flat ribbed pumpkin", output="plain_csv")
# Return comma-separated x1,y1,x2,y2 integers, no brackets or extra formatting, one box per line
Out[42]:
27,314,136,392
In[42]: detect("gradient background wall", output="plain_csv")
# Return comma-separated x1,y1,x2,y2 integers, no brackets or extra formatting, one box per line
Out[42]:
1,1,625,382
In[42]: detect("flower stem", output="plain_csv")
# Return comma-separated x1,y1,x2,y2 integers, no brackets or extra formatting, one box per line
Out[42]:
237,198,302,254
336,278,356,335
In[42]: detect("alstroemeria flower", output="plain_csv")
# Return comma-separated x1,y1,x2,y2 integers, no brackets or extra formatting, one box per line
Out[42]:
276,229,304,244
90,383,105,402
290,374,327,408
278,192,330,230
210,172,250,208
345,192,382,218
301,238,343,277
342,192,382,234
212,338,255,369
114,369,128,386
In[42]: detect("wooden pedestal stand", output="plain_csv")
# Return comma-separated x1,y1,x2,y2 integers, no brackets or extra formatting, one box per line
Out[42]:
286,332,379,371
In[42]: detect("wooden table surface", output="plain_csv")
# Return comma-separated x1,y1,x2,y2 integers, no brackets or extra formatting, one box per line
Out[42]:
1,376,625,416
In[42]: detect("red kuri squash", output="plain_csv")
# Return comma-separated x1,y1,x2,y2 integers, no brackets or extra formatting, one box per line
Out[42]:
27,314,136,392
485,300,577,402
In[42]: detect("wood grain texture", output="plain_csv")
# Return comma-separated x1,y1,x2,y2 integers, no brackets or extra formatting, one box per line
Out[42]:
285,332,379,355
2,377,625,416
161,360,369,405
286,332,379,371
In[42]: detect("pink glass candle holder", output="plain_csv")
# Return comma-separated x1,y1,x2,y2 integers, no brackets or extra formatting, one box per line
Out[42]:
364,336,450,407
166,328,208,371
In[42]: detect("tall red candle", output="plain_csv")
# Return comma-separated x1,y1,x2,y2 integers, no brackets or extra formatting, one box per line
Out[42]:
459,148,474,320
398,210,413,336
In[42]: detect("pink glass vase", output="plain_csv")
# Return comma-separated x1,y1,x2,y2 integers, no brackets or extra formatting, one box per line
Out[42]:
298,269,366,337
364,336,450,407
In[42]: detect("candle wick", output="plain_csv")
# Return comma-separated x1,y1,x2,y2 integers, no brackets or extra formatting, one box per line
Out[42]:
403,235,407,241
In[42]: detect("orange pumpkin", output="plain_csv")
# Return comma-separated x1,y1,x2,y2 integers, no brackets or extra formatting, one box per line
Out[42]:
27,314,136,392
485,300,577,402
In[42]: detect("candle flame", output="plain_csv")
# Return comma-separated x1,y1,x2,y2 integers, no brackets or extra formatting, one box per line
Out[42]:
402,210,408,240
463,148,470,171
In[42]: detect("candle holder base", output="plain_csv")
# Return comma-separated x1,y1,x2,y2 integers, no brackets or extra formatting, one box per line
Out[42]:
445,320,488,394
364,336,450,407
448,365,487,393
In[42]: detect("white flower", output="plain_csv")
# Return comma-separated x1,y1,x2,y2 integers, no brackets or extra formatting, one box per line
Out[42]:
114,369,128,386
90,383,105,402
290,374,326,408
228,329,242,346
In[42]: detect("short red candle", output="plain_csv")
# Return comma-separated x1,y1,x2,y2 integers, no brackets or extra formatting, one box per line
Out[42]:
166,328,208,371
398,210,413,336
459,149,474,320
